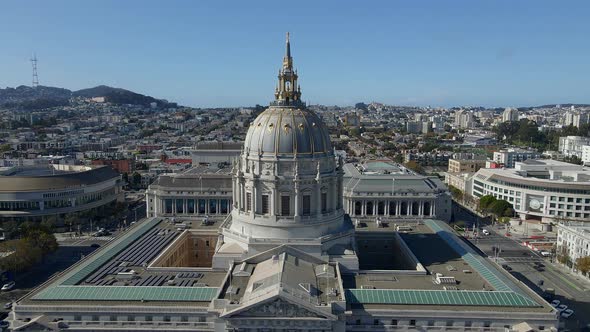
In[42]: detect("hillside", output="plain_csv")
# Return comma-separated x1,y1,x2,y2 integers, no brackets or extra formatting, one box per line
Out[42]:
0,85,176,110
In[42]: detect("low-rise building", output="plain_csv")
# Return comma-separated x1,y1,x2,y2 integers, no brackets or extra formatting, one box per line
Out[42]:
445,172,474,194
447,158,487,173
493,148,541,168
557,222,590,275
559,136,590,159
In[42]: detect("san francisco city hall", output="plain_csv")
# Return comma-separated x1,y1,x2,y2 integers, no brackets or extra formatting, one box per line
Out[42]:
12,34,557,332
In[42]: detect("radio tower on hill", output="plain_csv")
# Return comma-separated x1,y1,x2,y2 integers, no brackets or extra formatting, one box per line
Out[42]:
31,54,39,88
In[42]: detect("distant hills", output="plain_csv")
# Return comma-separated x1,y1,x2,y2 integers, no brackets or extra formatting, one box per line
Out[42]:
533,103,590,109
0,85,176,110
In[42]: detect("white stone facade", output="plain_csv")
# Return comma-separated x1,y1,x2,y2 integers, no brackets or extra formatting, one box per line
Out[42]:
471,160,590,223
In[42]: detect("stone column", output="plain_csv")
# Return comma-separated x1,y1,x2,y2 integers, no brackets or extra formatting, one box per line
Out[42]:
316,181,322,215
232,178,236,208
271,184,277,217
419,201,423,216
252,180,257,216
294,189,300,217
396,201,401,216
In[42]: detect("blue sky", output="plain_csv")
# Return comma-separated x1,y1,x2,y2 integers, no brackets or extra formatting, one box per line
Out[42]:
1,1,589,108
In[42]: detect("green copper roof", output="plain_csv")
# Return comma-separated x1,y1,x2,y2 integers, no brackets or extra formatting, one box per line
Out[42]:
346,289,539,307
32,286,218,302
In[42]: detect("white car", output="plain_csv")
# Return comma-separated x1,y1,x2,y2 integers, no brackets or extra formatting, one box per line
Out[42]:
561,309,574,318
1,281,15,291
556,304,568,313
550,300,560,308
482,229,490,236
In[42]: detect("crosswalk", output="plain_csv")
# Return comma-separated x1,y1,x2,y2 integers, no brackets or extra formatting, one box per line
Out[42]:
497,256,543,263
93,236,115,241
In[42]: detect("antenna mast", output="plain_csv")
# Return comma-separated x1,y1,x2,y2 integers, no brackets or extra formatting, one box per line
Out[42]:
31,54,39,88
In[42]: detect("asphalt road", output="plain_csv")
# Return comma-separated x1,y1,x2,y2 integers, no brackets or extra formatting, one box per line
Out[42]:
453,202,590,331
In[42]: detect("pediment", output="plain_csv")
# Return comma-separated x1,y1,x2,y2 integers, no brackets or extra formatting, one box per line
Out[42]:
233,298,323,318
222,294,336,320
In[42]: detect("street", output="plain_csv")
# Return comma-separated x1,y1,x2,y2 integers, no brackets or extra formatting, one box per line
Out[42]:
453,202,590,331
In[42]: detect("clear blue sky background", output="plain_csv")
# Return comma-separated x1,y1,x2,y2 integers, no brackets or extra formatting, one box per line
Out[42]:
1,1,589,108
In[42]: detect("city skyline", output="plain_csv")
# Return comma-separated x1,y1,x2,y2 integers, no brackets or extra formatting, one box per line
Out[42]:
1,0,589,108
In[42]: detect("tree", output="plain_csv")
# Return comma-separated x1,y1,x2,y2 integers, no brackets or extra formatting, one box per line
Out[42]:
575,256,590,276
490,200,513,217
448,185,464,201
132,172,142,187
122,172,129,185
478,195,497,211
557,246,571,266
404,160,423,174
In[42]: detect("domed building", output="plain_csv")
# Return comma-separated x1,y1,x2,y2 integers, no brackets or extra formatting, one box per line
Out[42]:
213,33,358,270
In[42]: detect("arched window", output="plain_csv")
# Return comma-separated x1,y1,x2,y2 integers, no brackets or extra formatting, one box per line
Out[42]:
280,194,290,216
377,201,385,215
354,201,362,215
366,201,374,216
400,202,408,216
261,194,270,215
302,190,312,216
412,202,420,216
321,187,328,213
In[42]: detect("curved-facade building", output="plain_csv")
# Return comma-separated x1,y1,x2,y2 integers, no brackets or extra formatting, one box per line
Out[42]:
0,164,122,220
471,159,590,223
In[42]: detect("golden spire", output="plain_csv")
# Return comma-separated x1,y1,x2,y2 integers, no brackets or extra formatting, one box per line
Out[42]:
274,32,302,106
283,32,293,70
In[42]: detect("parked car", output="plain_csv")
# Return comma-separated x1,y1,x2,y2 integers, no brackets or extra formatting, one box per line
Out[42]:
561,309,574,318
550,300,560,308
556,304,568,313
1,281,15,291
482,229,490,236
3,302,11,310
502,264,512,271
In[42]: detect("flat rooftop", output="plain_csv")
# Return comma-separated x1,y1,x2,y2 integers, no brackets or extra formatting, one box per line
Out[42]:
19,217,226,307
18,216,553,313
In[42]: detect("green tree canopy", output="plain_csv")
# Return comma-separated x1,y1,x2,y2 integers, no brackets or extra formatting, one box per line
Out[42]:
479,195,497,210
576,256,590,275
490,200,513,217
